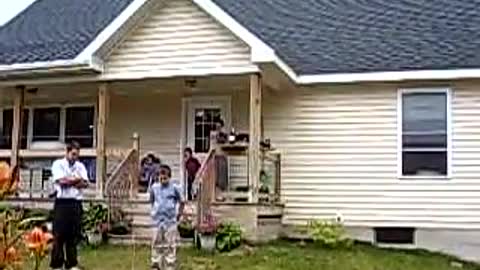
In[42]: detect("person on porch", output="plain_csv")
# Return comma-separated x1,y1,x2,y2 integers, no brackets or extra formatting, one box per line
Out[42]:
184,147,201,200
50,141,89,270
140,153,161,192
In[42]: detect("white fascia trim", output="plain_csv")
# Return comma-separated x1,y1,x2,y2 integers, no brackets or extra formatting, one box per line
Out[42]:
74,0,149,64
0,60,95,76
100,66,259,81
0,59,90,73
193,0,276,63
297,69,480,84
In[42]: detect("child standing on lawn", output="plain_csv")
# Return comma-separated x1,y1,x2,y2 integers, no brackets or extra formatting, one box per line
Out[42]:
150,164,185,270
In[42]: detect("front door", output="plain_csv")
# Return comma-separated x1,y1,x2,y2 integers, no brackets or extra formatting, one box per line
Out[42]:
185,97,231,158
182,97,231,198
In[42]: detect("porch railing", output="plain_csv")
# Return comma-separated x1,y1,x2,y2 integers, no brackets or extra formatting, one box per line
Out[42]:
195,148,217,226
17,167,50,199
104,134,140,199
260,151,281,203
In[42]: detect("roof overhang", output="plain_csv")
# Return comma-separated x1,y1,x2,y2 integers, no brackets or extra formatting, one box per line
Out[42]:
2,0,480,85
195,0,480,85
0,58,103,80
0,0,150,79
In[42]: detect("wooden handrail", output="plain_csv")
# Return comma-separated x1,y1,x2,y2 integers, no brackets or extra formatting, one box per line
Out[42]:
195,148,217,226
194,148,216,184
104,133,140,199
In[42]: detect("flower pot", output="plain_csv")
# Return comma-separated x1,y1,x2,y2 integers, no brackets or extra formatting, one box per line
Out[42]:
86,231,102,246
198,233,216,252
178,226,195,239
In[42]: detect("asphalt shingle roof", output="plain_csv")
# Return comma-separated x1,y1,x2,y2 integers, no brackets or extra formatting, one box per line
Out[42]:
213,0,480,75
0,0,134,65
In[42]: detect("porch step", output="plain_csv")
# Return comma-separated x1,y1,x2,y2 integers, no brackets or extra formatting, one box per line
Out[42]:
220,191,250,202
109,234,194,246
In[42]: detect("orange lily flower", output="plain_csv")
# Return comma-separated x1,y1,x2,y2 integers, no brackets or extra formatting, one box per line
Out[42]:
0,162,19,198
24,227,53,257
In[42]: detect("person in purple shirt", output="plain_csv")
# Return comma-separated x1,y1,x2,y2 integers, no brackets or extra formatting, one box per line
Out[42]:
184,147,201,200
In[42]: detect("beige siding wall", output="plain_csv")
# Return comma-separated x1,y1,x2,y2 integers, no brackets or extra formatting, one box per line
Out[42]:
264,81,480,229
104,0,256,77
107,89,249,185
108,93,183,178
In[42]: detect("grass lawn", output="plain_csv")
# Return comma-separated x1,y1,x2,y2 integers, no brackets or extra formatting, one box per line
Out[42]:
35,241,480,270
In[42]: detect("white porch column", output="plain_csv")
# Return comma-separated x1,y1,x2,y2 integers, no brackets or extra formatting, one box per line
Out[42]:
96,83,110,196
249,74,262,202
11,86,24,169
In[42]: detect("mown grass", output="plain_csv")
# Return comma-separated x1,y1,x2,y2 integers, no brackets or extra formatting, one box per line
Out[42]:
34,241,480,270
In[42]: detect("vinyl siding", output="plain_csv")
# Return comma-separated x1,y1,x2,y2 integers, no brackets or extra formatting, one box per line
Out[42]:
108,93,184,178
264,81,480,229
104,0,256,77
107,89,249,186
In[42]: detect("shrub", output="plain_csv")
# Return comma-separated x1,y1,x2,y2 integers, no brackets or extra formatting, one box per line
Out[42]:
216,222,242,252
308,219,352,248
82,203,108,234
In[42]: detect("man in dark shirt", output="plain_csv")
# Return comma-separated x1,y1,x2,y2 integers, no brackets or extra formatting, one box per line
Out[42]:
184,147,200,200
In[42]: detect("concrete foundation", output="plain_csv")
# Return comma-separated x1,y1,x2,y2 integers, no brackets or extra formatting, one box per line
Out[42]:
211,203,284,243
283,225,480,262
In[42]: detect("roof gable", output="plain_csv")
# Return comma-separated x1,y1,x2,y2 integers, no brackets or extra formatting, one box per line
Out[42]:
0,0,135,65
103,0,257,79
213,0,480,76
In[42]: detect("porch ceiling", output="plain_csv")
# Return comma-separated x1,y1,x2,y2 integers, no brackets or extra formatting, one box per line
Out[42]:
107,75,251,97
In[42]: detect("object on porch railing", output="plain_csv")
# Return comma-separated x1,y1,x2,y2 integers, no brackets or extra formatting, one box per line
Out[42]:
259,151,281,204
195,148,217,229
209,132,279,203
104,133,140,230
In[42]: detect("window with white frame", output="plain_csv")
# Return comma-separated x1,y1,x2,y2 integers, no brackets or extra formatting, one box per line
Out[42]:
0,105,95,150
400,89,449,177
194,108,222,153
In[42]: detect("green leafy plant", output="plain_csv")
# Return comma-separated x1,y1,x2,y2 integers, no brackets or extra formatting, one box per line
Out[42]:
308,219,352,248
216,222,242,252
82,203,108,234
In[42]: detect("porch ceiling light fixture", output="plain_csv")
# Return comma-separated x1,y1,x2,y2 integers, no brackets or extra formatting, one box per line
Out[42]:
185,78,199,92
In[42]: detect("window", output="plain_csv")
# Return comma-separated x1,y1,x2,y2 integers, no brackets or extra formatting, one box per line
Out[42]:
65,107,95,147
400,89,449,177
0,105,95,149
194,108,221,153
0,109,29,149
33,108,60,141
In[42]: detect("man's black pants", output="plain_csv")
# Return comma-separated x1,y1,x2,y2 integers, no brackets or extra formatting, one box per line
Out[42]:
50,199,82,269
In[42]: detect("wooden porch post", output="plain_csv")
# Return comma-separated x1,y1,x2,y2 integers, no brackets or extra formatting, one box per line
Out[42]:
249,74,262,202
11,86,24,168
96,83,109,196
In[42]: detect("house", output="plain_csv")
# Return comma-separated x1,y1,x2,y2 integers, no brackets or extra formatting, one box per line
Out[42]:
2,0,480,260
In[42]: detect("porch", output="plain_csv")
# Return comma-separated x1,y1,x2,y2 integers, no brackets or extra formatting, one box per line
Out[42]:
0,74,283,242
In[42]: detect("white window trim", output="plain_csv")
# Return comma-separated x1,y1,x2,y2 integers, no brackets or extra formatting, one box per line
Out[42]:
397,87,452,179
1,103,96,149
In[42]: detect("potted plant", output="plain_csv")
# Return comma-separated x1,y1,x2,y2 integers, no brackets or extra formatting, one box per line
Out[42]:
178,215,195,239
81,203,108,246
195,213,217,252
